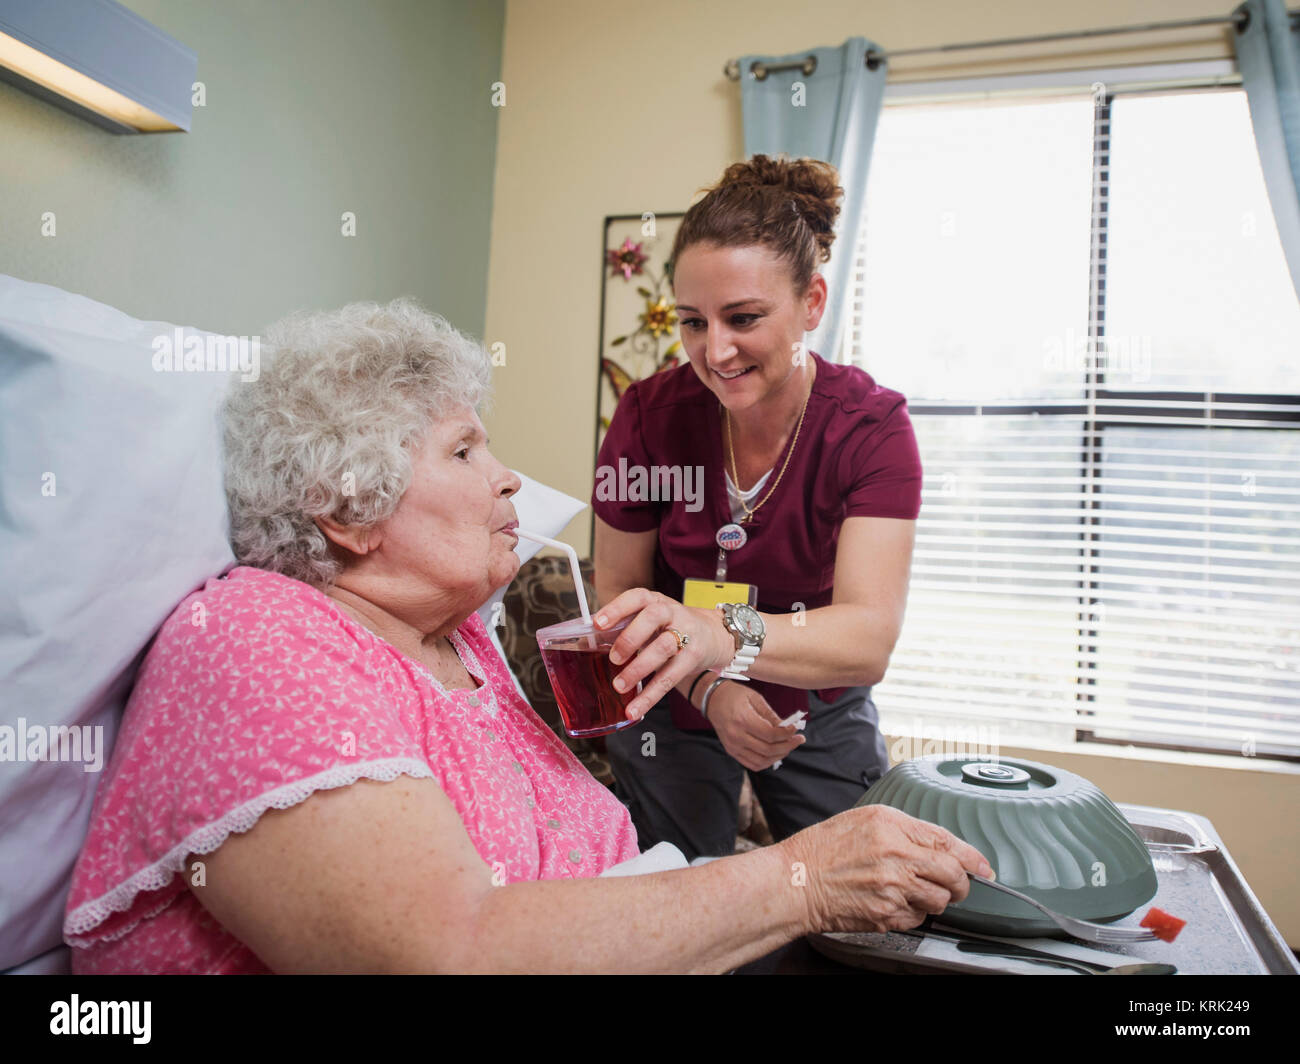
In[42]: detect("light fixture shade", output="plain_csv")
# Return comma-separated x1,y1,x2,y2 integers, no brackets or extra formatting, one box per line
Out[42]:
0,0,195,133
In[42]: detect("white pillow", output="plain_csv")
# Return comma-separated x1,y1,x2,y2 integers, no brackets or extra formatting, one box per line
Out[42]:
476,473,588,703
0,275,237,972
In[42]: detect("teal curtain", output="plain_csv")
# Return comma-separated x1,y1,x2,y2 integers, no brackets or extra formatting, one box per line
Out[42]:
740,37,888,360
1233,0,1300,299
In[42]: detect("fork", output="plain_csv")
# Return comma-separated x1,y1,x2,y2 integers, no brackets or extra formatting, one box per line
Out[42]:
968,873,1159,944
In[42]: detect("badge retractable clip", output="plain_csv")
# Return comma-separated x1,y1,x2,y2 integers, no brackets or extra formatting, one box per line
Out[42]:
714,521,747,581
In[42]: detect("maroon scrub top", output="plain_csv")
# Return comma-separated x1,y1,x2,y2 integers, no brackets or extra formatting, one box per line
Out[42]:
592,351,922,730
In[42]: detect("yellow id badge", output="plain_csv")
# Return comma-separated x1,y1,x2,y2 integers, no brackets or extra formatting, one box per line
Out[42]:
682,578,758,610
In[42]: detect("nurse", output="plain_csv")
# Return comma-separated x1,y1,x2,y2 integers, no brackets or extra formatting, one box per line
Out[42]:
591,154,923,861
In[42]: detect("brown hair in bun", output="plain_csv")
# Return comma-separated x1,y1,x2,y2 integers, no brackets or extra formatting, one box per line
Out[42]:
669,154,843,293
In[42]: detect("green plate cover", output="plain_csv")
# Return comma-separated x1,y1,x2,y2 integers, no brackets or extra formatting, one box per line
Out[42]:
855,756,1157,937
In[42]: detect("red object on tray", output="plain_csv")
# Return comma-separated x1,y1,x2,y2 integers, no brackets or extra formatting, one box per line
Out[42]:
1140,907,1187,943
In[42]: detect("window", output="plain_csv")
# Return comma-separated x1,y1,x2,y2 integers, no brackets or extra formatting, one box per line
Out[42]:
847,77,1300,762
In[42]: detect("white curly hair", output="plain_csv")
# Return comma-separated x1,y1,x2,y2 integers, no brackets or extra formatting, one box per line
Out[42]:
222,297,492,590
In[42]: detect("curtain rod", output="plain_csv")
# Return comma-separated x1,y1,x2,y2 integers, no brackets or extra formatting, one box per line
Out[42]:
723,10,1297,80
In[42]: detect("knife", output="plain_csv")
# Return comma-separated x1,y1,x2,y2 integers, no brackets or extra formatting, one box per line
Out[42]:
897,927,1117,972
955,941,1175,975
956,939,1121,973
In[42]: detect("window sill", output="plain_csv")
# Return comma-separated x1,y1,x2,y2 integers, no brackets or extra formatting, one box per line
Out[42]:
916,733,1300,776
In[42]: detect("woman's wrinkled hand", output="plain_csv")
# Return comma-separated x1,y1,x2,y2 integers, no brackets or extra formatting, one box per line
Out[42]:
594,588,735,721
706,683,804,772
779,805,995,935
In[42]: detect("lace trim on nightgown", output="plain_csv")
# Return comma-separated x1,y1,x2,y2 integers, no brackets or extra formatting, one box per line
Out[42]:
318,590,503,719
410,626,501,719
63,756,435,947
362,618,502,720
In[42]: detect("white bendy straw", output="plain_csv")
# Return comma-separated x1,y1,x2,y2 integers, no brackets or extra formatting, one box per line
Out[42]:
515,529,593,629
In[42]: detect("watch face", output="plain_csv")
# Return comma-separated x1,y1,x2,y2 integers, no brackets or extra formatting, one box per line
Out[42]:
731,604,763,639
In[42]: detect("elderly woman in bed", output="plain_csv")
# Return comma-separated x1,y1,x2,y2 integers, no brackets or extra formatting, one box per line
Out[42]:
63,298,991,974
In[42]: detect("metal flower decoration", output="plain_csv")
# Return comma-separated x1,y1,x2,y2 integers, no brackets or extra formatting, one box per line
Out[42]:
639,296,678,339
606,238,649,281
600,223,683,433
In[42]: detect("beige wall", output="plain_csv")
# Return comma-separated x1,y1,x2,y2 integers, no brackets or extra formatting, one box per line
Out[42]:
483,0,1240,520
484,0,1299,952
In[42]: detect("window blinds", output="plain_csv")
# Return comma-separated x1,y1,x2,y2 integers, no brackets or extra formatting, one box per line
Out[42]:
844,87,1300,760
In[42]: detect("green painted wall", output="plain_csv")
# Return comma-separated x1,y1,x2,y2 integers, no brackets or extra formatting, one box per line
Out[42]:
0,0,504,337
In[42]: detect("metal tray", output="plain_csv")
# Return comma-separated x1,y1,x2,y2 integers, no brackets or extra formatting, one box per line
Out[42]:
807,802,1299,975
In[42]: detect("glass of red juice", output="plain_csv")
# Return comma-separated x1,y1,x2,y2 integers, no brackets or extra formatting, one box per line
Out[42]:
536,616,642,737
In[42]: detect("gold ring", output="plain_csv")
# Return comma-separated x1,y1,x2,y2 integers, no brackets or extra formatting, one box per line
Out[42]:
668,627,690,652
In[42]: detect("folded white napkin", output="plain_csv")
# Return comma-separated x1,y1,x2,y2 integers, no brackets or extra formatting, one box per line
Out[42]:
598,841,691,877
772,710,808,770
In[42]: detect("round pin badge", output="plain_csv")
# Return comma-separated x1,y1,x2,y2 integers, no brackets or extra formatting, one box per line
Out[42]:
715,522,748,551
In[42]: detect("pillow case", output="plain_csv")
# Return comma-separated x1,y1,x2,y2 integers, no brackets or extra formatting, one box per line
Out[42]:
0,275,237,973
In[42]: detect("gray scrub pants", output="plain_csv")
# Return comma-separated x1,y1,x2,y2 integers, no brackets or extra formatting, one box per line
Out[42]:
605,686,890,861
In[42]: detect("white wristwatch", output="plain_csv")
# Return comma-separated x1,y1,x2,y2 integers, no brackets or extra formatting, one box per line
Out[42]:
717,602,765,681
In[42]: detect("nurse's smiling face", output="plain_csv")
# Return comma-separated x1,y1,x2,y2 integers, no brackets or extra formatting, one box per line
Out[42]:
672,241,826,414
